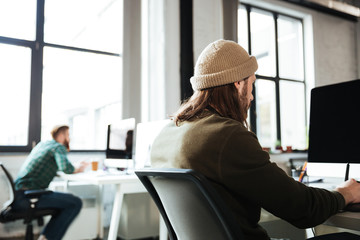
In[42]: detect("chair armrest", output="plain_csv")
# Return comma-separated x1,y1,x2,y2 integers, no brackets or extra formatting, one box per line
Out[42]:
0,206,13,223
24,189,53,199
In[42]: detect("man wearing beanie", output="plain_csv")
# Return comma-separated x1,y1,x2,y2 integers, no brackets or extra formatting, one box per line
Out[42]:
150,39,360,239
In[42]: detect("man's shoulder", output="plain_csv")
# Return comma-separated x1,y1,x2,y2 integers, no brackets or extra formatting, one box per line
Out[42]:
198,113,248,131
39,140,58,147
37,140,65,152
163,113,251,139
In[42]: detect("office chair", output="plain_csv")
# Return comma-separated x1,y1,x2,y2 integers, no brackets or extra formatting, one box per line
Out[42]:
135,168,245,240
0,162,58,240
136,168,360,240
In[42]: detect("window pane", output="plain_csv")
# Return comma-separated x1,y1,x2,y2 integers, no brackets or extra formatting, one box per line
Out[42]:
0,44,31,146
280,81,306,150
250,9,276,77
42,47,122,150
0,0,36,40
278,16,304,81
44,0,123,53
255,79,277,149
238,6,248,52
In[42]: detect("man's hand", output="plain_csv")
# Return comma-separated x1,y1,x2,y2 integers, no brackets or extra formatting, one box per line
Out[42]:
335,179,360,205
73,161,90,173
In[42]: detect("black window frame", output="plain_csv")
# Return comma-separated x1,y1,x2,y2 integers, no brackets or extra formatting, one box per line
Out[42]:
0,0,121,153
240,3,307,149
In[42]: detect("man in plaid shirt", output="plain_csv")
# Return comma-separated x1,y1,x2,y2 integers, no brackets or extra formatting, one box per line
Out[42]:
13,125,88,240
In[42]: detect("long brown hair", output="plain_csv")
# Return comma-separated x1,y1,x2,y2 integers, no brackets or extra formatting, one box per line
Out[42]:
174,79,250,127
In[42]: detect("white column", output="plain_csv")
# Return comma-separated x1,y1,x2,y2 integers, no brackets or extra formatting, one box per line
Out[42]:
142,0,181,122
193,0,223,60
122,0,142,122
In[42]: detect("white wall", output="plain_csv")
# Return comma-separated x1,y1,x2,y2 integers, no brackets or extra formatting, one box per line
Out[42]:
193,0,239,59
313,12,358,86
193,0,224,61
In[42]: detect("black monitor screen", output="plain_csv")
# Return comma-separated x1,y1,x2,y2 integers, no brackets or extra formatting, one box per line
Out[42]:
106,118,135,159
308,79,360,163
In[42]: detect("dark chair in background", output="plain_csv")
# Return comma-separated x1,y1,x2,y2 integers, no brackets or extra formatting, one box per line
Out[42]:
0,162,58,240
135,168,245,240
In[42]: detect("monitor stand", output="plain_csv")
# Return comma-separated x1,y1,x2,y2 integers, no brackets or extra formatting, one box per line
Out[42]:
104,158,134,174
345,162,350,181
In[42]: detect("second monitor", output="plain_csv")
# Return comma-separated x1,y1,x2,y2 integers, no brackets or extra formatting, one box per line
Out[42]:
104,118,135,169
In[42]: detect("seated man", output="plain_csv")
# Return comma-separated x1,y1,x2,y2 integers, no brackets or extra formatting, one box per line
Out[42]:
13,125,88,240
150,39,360,240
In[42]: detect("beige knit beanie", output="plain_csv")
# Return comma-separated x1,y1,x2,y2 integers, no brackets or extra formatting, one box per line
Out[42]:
190,39,258,91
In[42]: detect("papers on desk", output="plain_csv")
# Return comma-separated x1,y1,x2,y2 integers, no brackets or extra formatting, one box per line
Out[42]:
57,169,130,179
82,169,129,177
308,177,342,191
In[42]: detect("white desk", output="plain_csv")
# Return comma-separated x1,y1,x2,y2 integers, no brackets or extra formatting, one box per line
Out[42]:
309,177,360,232
324,211,360,231
59,173,360,239
261,177,360,238
59,171,148,240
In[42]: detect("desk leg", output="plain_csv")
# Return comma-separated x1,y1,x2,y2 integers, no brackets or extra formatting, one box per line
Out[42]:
97,184,104,239
107,184,124,240
305,228,315,238
64,180,69,192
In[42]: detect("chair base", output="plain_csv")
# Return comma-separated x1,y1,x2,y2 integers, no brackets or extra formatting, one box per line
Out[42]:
26,223,33,240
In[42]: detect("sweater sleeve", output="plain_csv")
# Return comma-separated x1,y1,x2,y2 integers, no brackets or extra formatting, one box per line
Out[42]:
219,128,345,229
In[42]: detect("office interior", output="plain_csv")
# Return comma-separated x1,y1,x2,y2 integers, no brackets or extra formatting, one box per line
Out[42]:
1,0,360,239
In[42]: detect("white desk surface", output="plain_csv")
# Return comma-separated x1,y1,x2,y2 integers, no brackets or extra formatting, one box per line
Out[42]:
59,173,360,237
325,211,360,231
58,170,139,184
309,177,360,231
307,176,342,190
261,177,360,233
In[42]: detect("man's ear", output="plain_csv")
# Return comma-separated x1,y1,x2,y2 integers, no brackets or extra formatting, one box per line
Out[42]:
234,81,242,91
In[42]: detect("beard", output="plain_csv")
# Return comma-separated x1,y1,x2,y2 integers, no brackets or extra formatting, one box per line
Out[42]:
239,94,252,115
246,100,252,111
64,140,70,152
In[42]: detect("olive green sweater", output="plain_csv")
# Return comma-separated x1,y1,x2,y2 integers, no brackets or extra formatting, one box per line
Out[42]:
151,111,345,240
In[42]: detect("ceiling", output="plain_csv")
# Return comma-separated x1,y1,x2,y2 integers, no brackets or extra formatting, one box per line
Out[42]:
336,0,360,8
309,0,360,16
282,0,360,20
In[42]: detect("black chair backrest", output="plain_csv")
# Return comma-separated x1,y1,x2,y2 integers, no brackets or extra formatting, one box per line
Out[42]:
135,168,244,240
0,162,16,208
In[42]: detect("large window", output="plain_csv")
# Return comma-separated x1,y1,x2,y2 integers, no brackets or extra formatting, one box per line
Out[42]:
0,0,123,151
238,4,307,150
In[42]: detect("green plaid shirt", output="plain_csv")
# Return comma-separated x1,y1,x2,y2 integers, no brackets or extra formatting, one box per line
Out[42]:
15,140,75,190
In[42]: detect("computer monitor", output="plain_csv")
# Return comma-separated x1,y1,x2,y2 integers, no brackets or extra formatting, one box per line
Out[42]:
104,118,136,169
308,79,360,179
134,119,171,169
